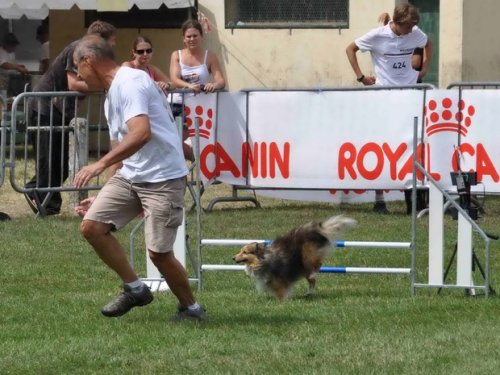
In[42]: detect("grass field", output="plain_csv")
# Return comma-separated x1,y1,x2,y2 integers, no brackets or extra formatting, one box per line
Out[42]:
2,182,500,374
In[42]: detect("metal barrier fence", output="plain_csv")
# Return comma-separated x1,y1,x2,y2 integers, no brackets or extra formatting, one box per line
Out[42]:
3,91,108,216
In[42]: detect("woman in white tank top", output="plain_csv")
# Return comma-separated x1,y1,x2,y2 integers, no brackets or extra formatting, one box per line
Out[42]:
169,19,225,162
170,19,225,97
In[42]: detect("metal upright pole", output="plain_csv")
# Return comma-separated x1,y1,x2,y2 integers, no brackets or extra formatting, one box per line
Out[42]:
411,116,418,296
193,115,203,290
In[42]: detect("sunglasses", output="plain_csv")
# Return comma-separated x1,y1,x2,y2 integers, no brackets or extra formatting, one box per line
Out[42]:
135,48,153,55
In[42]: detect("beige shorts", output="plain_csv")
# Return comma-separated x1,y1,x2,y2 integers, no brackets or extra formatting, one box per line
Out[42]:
84,174,186,253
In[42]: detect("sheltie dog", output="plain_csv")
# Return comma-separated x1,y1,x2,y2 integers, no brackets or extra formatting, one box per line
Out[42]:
232,215,357,300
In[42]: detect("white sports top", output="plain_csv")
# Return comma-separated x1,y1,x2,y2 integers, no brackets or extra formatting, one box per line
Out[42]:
172,50,211,104
355,24,428,85
180,49,210,85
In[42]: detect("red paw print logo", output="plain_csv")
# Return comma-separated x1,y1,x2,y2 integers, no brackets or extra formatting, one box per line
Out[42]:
425,98,475,137
185,105,214,139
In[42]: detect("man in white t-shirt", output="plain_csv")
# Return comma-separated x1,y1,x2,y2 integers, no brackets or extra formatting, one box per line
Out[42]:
345,3,432,213
0,32,29,93
0,33,29,74
72,34,206,322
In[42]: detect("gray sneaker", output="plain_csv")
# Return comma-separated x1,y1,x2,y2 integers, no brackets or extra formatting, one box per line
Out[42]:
101,284,154,317
171,305,207,322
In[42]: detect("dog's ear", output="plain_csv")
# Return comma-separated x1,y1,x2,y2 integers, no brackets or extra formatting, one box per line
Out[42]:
246,243,259,254
253,243,267,258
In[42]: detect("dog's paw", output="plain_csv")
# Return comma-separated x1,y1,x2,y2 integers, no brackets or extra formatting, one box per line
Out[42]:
304,289,315,299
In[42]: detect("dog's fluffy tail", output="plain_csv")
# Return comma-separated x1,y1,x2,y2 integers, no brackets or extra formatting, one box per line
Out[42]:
318,215,357,242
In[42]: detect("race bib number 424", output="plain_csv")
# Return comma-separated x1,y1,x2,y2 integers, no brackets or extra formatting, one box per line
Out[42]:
392,61,407,69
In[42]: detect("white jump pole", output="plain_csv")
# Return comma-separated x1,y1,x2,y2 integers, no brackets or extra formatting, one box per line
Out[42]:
201,239,411,249
428,183,444,285
457,214,473,286
201,264,411,274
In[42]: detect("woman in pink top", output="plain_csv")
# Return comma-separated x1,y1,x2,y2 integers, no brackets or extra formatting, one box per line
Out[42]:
122,35,173,92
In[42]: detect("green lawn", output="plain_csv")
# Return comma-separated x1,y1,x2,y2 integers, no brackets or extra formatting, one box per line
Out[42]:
1,193,500,374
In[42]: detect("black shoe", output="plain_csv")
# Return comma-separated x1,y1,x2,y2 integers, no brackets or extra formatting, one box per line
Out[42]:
404,190,412,215
373,201,390,214
171,305,207,322
24,189,62,215
0,212,11,221
44,207,61,216
101,284,154,317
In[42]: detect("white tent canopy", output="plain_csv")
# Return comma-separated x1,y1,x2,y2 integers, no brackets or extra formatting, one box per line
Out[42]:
0,0,195,19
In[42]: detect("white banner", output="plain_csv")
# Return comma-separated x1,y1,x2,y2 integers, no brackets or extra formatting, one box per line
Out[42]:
183,88,500,202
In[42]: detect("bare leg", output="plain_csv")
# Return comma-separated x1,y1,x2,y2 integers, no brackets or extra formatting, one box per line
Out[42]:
148,250,195,307
80,219,138,283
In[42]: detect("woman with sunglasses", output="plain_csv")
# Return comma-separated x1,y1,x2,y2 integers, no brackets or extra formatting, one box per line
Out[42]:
123,35,193,161
122,36,174,93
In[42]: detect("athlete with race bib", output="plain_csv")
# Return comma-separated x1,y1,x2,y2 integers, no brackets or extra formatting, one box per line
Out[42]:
345,3,432,213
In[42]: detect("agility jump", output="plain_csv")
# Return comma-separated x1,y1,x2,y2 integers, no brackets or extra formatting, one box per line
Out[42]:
200,239,412,275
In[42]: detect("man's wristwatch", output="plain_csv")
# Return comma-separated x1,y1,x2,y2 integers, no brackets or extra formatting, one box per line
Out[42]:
357,74,365,82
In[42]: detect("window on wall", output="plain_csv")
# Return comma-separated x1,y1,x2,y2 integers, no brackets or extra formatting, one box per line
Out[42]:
225,0,349,29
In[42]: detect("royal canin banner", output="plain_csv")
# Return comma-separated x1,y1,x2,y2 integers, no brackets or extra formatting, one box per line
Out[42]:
183,89,499,202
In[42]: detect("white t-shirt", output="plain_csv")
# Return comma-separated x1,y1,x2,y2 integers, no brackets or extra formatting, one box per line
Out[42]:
105,67,188,183
355,24,428,85
172,49,211,105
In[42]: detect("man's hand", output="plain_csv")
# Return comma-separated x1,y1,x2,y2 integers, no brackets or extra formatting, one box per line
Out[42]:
74,197,95,217
359,75,376,85
17,65,29,74
74,161,106,188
